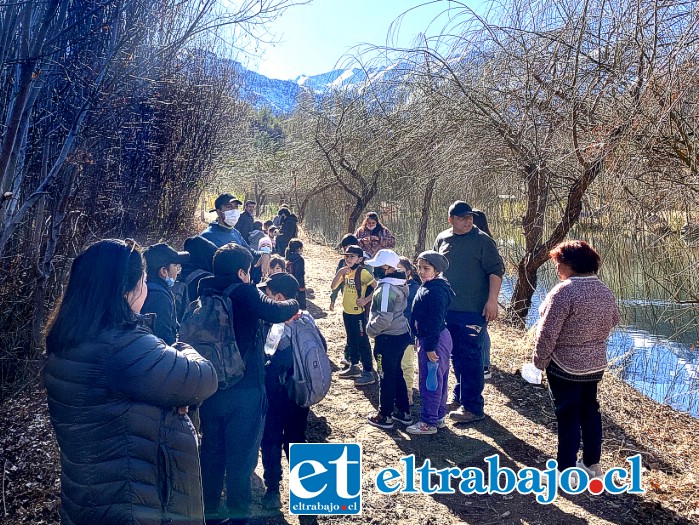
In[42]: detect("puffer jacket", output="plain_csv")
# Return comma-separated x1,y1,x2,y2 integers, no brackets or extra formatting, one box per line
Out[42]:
410,277,455,353
366,273,410,338
45,324,218,525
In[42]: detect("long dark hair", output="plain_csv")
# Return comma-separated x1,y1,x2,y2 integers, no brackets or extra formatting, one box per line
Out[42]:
359,211,384,234
285,238,303,259
46,239,144,353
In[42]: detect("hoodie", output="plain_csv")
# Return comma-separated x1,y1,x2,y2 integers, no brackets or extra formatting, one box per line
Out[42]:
410,277,455,353
366,271,410,338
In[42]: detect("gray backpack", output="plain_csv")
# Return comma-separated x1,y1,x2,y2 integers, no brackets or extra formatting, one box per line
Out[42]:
287,313,331,407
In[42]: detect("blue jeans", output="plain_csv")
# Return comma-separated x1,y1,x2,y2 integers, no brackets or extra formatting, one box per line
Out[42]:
483,328,491,369
200,387,267,513
447,311,485,417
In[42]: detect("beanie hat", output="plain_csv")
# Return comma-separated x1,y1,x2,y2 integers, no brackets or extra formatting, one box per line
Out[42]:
417,250,449,273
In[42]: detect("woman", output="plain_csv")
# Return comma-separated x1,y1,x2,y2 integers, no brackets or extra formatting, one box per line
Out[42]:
45,239,218,525
532,240,620,478
355,211,396,259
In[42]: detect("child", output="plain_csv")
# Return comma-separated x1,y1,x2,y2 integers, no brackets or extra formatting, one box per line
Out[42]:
248,221,271,252
406,250,455,435
329,233,360,311
330,233,360,368
398,257,421,405
331,245,377,386
268,226,279,252
141,243,190,345
285,238,307,310
364,250,412,429
258,273,327,510
269,254,286,275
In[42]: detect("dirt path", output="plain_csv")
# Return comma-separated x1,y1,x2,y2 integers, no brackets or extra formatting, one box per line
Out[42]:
1,234,697,524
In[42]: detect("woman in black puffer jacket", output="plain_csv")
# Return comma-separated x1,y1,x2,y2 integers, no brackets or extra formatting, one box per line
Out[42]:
45,239,218,525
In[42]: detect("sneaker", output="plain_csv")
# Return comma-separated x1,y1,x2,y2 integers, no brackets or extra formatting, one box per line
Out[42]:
577,461,603,479
483,367,492,379
354,371,376,386
436,417,447,429
261,490,282,510
340,356,350,368
338,364,361,378
391,411,413,425
541,470,580,490
448,406,485,423
406,421,437,435
367,413,394,429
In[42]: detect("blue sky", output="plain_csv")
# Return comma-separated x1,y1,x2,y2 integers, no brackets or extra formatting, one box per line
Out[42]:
245,0,479,80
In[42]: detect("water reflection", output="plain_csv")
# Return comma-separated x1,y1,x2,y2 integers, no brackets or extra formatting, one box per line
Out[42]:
500,275,699,418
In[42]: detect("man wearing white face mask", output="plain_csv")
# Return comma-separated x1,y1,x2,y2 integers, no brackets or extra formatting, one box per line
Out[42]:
201,193,271,277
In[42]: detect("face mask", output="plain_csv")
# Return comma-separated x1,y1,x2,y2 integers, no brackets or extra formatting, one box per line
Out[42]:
350,262,360,270
223,209,240,227
165,276,175,287
373,267,386,280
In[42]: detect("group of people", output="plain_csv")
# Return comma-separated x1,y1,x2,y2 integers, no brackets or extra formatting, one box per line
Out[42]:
44,193,620,524
330,203,505,434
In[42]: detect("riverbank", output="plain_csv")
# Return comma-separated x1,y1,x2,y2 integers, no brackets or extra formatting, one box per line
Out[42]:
1,234,698,524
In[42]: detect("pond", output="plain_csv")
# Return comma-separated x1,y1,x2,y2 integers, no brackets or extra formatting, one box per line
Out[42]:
499,238,699,419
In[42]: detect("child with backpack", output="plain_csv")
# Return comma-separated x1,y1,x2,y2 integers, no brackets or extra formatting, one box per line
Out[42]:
180,243,299,521
364,250,413,430
258,273,330,510
406,251,455,435
285,238,307,309
331,245,377,386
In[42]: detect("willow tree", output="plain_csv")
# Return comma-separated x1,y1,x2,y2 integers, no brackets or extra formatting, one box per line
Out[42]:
402,0,699,324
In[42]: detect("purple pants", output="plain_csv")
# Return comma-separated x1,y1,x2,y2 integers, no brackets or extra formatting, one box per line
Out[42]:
418,329,453,426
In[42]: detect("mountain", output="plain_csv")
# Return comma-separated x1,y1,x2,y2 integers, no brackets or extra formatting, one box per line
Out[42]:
237,62,408,114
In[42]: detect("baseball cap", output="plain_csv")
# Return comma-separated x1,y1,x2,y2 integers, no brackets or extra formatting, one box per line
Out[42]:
365,249,401,269
341,245,363,257
143,243,190,271
257,272,299,300
448,200,476,217
244,200,256,207
210,193,242,212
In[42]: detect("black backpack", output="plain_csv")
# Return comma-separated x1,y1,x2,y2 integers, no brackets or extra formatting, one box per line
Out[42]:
179,283,244,390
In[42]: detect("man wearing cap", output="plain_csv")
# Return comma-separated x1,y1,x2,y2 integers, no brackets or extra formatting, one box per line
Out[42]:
201,193,270,277
434,200,504,423
235,200,257,242
142,243,190,345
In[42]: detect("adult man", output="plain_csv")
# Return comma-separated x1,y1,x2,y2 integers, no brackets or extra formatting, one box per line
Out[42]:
202,193,270,276
434,200,504,423
235,200,256,241
141,243,190,345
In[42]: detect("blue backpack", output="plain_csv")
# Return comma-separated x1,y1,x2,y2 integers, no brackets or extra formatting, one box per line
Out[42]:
286,313,331,407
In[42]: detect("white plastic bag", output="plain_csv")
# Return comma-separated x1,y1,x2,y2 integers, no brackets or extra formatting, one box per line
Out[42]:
521,362,542,384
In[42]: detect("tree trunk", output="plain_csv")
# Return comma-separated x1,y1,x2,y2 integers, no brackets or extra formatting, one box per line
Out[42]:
414,176,437,258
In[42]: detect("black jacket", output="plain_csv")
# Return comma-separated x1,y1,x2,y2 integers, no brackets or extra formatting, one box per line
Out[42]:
286,252,306,289
197,275,299,389
45,324,218,525
410,277,455,353
142,278,178,345
234,211,255,242
276,214,298,255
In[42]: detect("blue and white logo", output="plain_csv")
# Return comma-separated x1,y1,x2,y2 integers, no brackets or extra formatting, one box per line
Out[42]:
288,443,362,515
